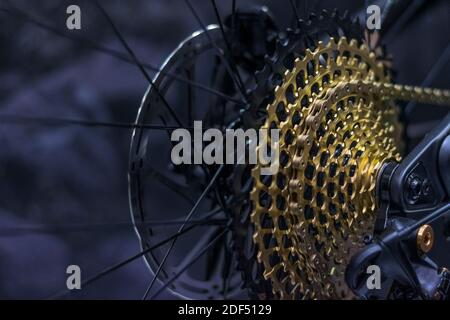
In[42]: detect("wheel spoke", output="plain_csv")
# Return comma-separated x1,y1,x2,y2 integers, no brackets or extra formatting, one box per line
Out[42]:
139,165,196,205
92,1,184,127
288,0,301,26
146,228,228,300
210,0,247,100
0,217,227,236
48,222,200,299
221,235,232,299
0,114,187,131
186,67,196,125
141,164,225,298
0,6,245,106
184,0,248,102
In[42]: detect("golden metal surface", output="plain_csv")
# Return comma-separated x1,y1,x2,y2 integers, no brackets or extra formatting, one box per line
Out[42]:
417,224,434,254
249,36,450,300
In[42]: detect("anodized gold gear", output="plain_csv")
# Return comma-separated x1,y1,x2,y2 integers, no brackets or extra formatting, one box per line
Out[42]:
249,36,450,300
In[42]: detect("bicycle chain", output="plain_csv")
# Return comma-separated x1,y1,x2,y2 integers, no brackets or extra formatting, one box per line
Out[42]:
250,36,450,299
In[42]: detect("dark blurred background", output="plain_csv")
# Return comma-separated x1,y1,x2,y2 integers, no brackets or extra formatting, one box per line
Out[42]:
0,0,448,299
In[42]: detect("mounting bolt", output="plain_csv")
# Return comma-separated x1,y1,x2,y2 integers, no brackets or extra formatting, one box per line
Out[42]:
406,174,431,204
416,224,434,254
408,176,422,201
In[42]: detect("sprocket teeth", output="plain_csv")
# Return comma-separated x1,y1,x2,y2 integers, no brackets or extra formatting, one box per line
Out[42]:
250,36,403,300
239,9,393,300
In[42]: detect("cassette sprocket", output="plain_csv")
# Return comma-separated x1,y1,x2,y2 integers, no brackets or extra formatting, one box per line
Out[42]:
232,9,389,299
250,33,450,299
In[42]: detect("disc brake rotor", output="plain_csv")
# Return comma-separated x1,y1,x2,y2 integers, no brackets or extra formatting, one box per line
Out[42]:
129,26,246,299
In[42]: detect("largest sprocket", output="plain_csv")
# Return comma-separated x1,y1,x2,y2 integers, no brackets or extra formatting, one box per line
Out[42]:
231,9,396,299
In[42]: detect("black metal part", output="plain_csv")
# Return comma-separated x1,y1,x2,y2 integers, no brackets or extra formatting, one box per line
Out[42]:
346,205,450,299
439,135,450,196
346,114,450,299
375,161,398,232
224,5,278,72
389,113,450,217
435,268,450,300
